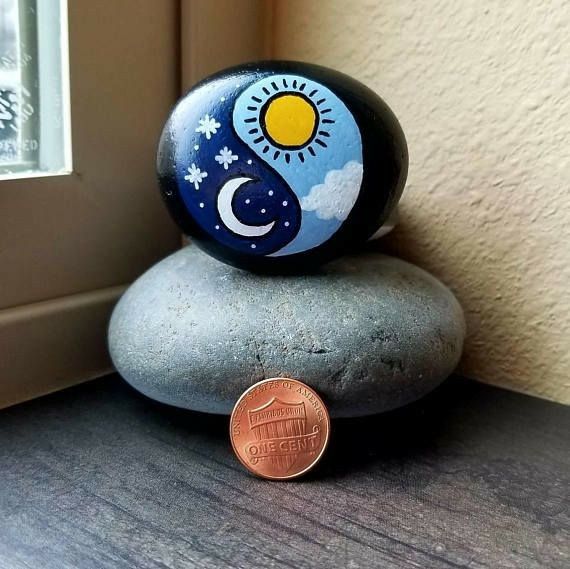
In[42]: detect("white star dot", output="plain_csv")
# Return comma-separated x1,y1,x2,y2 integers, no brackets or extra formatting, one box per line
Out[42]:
199,202,204,208
282,201,288,206
250,244,256,249
284,221,290,227
261,208,266,214
220,96,225,102
247,159,252,165
245,199,250,204
194,145,199,150
268,190,274,196
215,225,220,230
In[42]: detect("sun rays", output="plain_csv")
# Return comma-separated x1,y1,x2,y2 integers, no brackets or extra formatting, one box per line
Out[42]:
242,79,335,164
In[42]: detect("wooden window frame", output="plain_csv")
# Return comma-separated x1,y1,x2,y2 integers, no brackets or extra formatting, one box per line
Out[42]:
1,0,272,408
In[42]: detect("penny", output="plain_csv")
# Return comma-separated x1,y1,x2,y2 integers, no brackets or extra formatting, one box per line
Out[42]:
230,377,331,480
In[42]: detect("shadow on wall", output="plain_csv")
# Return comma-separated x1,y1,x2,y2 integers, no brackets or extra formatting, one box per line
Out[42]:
375,197,548,397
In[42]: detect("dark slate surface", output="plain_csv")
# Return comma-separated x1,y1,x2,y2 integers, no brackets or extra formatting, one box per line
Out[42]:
0,375,568,569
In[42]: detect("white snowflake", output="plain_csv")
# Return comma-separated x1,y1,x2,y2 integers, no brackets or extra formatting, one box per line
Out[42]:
215,146,239,170
184,163,208,190
195,114,221,139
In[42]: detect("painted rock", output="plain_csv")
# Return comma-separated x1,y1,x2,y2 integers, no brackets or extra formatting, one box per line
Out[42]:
157,61,408,271
109,246,465,418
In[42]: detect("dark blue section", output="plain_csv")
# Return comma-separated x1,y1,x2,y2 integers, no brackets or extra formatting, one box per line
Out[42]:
171,74,301,256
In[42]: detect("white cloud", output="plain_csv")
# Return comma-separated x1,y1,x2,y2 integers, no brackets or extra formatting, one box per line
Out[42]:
300,161,363,221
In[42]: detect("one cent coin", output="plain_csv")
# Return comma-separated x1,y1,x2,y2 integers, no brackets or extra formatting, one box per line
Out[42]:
230,378,331,480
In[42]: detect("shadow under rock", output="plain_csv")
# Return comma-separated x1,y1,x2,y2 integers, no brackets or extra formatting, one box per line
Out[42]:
312,375,507,480
129,374,493,480
113,373,564,485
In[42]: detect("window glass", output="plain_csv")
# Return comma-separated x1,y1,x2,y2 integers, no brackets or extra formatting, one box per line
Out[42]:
0,0,70,178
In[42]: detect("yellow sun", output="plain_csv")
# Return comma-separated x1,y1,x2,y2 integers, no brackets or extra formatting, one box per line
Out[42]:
262,94,317,148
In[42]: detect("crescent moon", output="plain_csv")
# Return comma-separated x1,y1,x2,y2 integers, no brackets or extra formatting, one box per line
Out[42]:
217,177,275,237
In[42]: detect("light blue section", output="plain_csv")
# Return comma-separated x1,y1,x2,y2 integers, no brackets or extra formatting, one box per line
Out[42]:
233,74,363,255
282,212,341,255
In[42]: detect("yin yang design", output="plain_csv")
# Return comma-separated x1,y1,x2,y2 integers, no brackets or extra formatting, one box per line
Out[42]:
158,62,408,270
233,75,363,256
168,72,363,258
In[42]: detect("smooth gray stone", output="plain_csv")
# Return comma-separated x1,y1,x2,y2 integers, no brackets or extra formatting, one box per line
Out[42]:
108,246,465,418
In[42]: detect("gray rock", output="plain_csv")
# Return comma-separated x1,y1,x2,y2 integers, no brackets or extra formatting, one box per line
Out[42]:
108,246,465,418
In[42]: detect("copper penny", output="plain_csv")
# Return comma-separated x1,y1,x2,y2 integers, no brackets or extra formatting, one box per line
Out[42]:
230,378,331,480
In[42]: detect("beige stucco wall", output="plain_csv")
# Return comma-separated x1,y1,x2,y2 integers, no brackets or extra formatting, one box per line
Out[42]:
272,0,570,403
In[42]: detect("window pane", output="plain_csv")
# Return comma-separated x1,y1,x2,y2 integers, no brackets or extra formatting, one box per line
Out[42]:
0,0,70,178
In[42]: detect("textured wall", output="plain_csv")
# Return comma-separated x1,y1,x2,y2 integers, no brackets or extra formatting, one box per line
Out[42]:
272,0,570,403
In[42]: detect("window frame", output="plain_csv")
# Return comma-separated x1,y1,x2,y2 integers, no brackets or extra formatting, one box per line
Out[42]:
0,0,270,408
0,0,183,407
